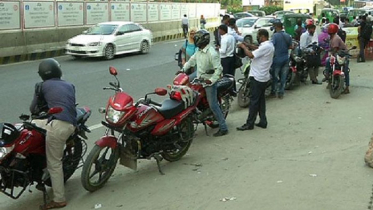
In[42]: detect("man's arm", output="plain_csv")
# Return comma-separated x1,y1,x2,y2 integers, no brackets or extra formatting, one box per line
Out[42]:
299,34,307,50
238,43,254,59
210,51,223,84
183,53,197,71
229,28,244,42
219,36,227,54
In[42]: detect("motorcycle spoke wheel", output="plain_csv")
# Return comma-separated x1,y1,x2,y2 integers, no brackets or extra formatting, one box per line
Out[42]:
238,79,250,108
81,145,119,192
162,117,194,162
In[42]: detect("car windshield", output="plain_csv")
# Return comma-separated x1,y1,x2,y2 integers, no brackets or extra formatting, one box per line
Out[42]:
86,24,118,35
237,18,257,27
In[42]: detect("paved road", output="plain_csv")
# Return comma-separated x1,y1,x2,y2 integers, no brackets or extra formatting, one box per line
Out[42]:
1,42,373,210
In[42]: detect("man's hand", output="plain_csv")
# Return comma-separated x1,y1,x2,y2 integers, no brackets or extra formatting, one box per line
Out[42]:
205,80,212,85
238,43,246,49
176,70,184,75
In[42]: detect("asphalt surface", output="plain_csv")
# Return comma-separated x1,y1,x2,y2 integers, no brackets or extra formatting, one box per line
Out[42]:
1,41,373,210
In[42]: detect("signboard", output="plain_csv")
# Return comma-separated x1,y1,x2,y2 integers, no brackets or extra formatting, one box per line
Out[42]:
188,3,196,18
57,2,83,26
24,1,55,28
86,3,108,25
111,3,130,21
160,4,171,21
147,3,159,22
131,3,146,22
180,4,188,18
171,4,180,20
0,1,20,30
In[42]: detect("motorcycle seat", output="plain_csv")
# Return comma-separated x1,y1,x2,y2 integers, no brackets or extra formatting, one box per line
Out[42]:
76,107,91,124
217,75,235,96
157,99,185,119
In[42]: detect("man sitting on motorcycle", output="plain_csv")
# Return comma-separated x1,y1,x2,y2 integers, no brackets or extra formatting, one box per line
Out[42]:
300,19,322,85
181,29,229,137
30,58,77,209
323,23,350,94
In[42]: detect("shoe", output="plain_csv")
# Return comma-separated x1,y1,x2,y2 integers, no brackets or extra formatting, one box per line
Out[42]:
213,129,228,137
278,94,284,99
342,87,350,94
236,124,254,131
312,80,322,85
255,123,267,129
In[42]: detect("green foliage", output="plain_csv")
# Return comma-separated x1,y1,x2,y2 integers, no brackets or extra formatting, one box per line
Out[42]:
227,5,244,14
259,6,283,15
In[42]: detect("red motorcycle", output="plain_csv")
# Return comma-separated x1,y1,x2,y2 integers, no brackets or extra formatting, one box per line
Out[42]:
0,106,91,205
81,66,199,192
173,71,234,133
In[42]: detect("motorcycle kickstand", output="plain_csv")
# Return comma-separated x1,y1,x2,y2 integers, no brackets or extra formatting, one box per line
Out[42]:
151,153,165,175
202,122,209,136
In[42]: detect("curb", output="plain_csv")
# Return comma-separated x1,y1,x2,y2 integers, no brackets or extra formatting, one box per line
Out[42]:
0,27,217,65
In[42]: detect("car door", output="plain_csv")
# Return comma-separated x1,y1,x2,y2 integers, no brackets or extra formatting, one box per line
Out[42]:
261,18,274,38
114,24,132,52
252,18,267,42
128,24,143,50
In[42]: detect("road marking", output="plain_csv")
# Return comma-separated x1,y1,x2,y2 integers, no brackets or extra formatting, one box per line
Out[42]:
89,123,103,131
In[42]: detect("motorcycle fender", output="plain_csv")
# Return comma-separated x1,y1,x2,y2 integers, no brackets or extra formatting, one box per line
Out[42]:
95,136,118,149
333,70,344,76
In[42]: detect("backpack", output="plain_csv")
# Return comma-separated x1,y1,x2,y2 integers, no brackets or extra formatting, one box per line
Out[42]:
362,22,373,40
175,40,188,69
337,28,347,42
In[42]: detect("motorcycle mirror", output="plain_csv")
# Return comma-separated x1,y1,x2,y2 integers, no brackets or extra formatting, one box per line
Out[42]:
98,107,106,114
351,46,357,50
109,66,118,76
206,69,215,74
48,107,63,115
154,88,168,96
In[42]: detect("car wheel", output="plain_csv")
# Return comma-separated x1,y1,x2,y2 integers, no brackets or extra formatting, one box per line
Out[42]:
103,44,115,60
140,41,150,54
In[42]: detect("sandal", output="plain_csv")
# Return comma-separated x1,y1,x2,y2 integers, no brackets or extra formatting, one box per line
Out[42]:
40,201,67,210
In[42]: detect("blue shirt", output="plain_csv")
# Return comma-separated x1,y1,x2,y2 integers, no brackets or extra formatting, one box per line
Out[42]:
271,31,292,63
30,78,77,126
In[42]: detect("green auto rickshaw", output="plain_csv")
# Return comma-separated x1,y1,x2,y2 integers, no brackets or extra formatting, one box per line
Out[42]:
347,9,368,22
319,8,340,23
283,13,312,37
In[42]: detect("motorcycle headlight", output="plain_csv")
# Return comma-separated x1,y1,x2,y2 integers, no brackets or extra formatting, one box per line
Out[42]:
105,106,125,124
336,55,345,64
0,145,14,160
88,42,101,46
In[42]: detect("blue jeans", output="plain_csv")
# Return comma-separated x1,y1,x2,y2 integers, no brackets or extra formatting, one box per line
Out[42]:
205,83,228,131
188,71,197,82
325,57,350,86
271,59,289,95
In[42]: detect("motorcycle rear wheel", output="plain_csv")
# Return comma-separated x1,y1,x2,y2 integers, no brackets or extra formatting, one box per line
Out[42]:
81,145,119,192
330,76,344,99
162,117,194,162
45,138,83,186
237,78,250,108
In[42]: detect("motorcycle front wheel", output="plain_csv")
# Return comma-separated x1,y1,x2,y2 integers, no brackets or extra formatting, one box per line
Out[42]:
285,72,297,90
330,76,344,99
237,78,250,108
81,145,119,192
162,116,194,162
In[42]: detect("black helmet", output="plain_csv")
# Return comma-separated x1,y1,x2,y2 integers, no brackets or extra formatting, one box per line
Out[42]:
236,47,246,58
38,58,62,81
0,123,19,146
194,29,210,48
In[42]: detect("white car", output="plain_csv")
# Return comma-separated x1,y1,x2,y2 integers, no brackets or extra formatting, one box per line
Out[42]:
236,17,274,44
65,21,152,60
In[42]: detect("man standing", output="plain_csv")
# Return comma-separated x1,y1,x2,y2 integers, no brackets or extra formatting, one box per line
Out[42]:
300,21,322,84
181,14,189,38
270,20,292,99
358,15,371,62
236,29,274,131
182,29,229,137
228,18,244,43
218,24,235,76
30,58,76,209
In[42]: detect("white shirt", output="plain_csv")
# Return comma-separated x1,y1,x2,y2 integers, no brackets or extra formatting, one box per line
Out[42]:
228,27,244,42
250,40,275,82
183,45,223,85
300,31,318,52
219,33,235,58
182,17,189,25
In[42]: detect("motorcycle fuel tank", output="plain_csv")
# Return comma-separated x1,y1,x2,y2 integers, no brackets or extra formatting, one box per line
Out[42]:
127,104,164,132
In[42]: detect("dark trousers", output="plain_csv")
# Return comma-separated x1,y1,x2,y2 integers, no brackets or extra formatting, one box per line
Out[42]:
246,77,267,127
358,37,368,61
221,56,236,91
182,24,188,38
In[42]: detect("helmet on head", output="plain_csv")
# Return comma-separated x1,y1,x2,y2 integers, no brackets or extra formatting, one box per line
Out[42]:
38,58,62,81
0,123,19,146
328,23,339,34
194,29,210,48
